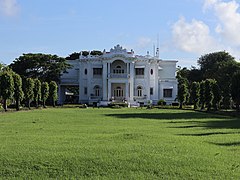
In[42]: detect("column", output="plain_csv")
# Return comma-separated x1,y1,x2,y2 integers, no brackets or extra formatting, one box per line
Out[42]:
102,63,107,101
129,62,134,101
125,82,129,101
107,80,111,101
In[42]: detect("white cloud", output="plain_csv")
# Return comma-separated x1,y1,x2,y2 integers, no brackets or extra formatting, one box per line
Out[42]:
172,17,220,54
0,0,20,17
204,0,240,46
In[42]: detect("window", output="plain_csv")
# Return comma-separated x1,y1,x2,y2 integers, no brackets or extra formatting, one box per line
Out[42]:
113,65,124,74
150,69,153,75
114,87,123,97
84,87,88,95
137,86,143,97
84,69,87,75
135,68,144,75
93,68,102,75
163,89,172,98
150,87,153,95
94,85,100,97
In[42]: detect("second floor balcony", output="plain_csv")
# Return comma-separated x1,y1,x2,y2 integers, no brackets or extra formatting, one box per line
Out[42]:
108,73,129,79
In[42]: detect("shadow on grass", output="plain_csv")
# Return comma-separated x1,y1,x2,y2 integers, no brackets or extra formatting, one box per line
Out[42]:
177,132,237,137
209,142,240,146
106,111,240,129
106,111,224,120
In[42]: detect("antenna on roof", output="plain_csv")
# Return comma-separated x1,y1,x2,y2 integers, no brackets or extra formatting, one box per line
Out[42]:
153,44,155,57
156,34,160,58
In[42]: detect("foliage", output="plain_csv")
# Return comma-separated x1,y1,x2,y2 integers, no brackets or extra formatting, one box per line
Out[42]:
231,71,240,111
191,82,200,109
33,79,41,108
212,80,222,111
204,79,214,111
65,52,80,60
157,99,166,106
177,76,188,109
90,50,103,56
0,70,14,111
0,108,240,179
12,73,24,111
41,82,49,108
23,78,35,109
9,53,71,83
49,81,58,107
199,81,205,110
198,51,240,109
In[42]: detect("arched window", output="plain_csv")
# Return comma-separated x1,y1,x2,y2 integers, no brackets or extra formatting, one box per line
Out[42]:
113,65,124,74
94,85,100,97
84,68,87,75
137,86,143,97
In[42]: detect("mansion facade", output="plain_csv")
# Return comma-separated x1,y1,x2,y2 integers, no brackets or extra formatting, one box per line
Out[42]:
59,45,178,106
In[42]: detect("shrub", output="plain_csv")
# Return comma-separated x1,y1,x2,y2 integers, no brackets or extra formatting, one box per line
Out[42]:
157,99,166,106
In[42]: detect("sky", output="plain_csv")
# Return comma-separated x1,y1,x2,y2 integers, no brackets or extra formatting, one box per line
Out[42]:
0,0,240,67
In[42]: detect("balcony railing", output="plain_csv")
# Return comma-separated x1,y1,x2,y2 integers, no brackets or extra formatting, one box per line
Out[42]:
109,73,129,78
60,77,78,84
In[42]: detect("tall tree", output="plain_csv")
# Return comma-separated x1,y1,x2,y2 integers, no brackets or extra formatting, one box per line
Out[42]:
177,76,188,109
198,51,240,109
0,71,14,111
49,81,58,107
12,73,24,111
9,53,71,83
24,78,35,109
33,79,41,108
231,71,240,111
205,79,214,111
212,80,222,111
199,81,205,110
41,82,49,108
191,82,200,110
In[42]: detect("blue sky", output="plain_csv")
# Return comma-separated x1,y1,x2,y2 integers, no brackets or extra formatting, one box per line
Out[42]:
0,0,240,67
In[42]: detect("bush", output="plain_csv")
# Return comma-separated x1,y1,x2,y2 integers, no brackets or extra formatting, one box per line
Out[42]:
109,102,128,108
172,102,179,106
157,99,166,106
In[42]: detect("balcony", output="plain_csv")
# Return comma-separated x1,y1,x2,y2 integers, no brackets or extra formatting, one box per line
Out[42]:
60,77,78,85
109,73,129,78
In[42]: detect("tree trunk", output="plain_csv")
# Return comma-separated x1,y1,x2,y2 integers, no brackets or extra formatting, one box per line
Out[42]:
3,99,7,112
52,98,55,107
16,98,20,111
43,100,46,108
179,102,183,109
236,103,240,111
36,100,38,108
28,100,31,109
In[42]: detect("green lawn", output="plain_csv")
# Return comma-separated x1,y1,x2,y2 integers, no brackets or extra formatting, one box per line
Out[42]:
0,108,240,179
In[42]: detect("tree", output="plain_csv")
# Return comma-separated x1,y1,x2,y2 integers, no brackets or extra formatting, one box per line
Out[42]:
66,52,80,60
9,53,71,83
41,82,49,108
33,79,41,108
212,80,222,111
199,81,205,110
205,79,214,111
177,76,188,109
24,78,35,109
49,81,58,107
191,82,200,110
12,73,24,111
198,51,240,109
231,71,240,111
0,71,14,111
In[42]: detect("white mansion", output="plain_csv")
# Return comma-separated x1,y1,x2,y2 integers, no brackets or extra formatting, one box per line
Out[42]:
59,45,178,106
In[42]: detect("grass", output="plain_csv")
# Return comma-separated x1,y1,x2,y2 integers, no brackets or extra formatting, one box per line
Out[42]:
0,108,240,179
